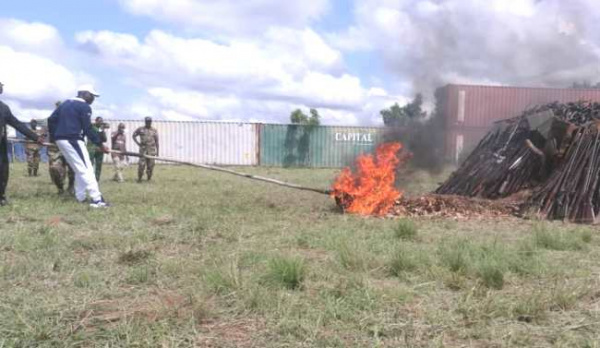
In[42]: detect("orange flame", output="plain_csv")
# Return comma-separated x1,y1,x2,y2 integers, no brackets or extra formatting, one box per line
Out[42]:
331,142,410,216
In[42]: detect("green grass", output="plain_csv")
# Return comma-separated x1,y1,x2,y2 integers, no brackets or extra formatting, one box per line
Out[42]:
264,255,306,289
393,218,418,240
0,163,599,347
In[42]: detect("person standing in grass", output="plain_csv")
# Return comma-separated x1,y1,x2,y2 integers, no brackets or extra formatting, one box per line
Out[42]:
0,81,44,206
25,119,44,177
48,85,110,208
133,116,159,183
111,122,128,182
48,101,75,195
87,116,108,181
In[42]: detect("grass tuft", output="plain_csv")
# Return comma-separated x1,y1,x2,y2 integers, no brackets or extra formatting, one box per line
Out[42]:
387,245,427,277
438,239,472,273
531,223,584,251
204,260,243,295
264,255,306,290
394,219,418,240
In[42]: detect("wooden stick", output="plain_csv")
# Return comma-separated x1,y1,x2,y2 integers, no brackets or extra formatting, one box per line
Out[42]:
8,138,332,195
139,153,332,195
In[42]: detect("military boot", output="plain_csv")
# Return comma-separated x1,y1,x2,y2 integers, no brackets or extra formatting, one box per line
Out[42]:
28,168,32,176
67,183,75,196
33,169,38,177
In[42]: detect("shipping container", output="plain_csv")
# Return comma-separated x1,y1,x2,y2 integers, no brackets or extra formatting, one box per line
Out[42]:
104,120,259,166
260,124,385,167
440,84,600,162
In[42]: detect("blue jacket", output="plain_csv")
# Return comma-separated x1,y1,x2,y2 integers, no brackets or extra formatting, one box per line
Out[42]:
48,98,101,146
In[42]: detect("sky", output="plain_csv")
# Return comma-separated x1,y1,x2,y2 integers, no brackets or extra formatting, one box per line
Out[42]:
1,0,599,125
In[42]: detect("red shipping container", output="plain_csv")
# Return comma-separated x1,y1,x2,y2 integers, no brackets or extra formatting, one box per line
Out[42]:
439,84,600,162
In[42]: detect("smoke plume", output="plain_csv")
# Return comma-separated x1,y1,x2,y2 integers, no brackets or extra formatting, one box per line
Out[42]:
339,0,600,97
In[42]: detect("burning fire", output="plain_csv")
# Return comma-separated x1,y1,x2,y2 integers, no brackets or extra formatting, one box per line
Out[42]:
331,142,410,216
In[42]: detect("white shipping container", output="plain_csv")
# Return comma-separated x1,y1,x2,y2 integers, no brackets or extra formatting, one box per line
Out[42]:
103,120,258,166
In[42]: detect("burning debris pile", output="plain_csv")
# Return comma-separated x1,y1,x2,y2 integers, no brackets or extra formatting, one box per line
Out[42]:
331,142,411,216
332,101,600,224
330,142,516,220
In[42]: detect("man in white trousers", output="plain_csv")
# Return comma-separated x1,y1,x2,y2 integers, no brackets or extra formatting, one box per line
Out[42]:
48,85,110,208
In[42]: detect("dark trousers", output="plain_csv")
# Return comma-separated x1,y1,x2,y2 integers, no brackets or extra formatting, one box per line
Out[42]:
89,150,104,181
0,139,9,199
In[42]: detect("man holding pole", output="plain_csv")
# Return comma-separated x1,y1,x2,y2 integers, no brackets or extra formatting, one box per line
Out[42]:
48,101,75,195
133,116,159,183
48,85,110,208
0,81,44,206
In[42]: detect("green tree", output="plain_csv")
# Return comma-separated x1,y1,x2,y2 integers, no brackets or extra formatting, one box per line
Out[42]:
381,93,427,126
308,108,320,126
290,109,308,124
290,108,320,126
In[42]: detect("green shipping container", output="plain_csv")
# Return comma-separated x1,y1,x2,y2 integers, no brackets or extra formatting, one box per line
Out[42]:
260,124,386,167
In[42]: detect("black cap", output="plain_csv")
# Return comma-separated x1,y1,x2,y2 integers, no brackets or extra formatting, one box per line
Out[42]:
144,116,152,121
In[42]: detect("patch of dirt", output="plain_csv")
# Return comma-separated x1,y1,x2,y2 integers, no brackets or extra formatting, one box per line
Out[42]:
151,215,176,226
45,216,63,227
196,318,266,348
76,290,209,333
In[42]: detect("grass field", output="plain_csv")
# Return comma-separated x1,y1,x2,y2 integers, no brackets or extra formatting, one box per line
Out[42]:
1,163,599,347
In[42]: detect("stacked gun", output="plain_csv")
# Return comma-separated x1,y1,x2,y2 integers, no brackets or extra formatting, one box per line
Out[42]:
436,101,600,223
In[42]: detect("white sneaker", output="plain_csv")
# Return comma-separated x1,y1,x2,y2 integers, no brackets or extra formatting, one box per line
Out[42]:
90,197,110,208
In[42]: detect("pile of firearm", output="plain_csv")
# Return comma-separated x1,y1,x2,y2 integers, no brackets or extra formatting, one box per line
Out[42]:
436,101,600,223
525,122,600,223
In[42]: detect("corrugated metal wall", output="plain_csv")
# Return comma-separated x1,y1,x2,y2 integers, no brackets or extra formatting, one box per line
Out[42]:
260,124,385,167
104,120,258,165
10,121,390,168
442,84,600,162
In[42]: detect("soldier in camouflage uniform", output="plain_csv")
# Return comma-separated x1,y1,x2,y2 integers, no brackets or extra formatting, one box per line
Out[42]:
133,116,159,182
87,116,108,181
25,119,45,176
47,145,75,195
111,123,128,182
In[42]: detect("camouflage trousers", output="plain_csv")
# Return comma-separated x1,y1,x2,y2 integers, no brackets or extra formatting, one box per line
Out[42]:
48,148,75,193
138,147,157,181
25,147,41,172
112,155,126,182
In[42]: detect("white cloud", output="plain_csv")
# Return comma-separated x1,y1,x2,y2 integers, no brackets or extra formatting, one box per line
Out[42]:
0,18,63,56
0,46,77,109
0,19,96,120
121,86,403,126
119,0,330,35
75,27,391,123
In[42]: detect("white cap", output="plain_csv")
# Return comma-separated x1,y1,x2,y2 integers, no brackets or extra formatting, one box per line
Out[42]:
77,84,100,97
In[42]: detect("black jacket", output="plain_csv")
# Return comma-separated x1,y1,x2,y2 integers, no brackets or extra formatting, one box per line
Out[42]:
0,100,39,142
